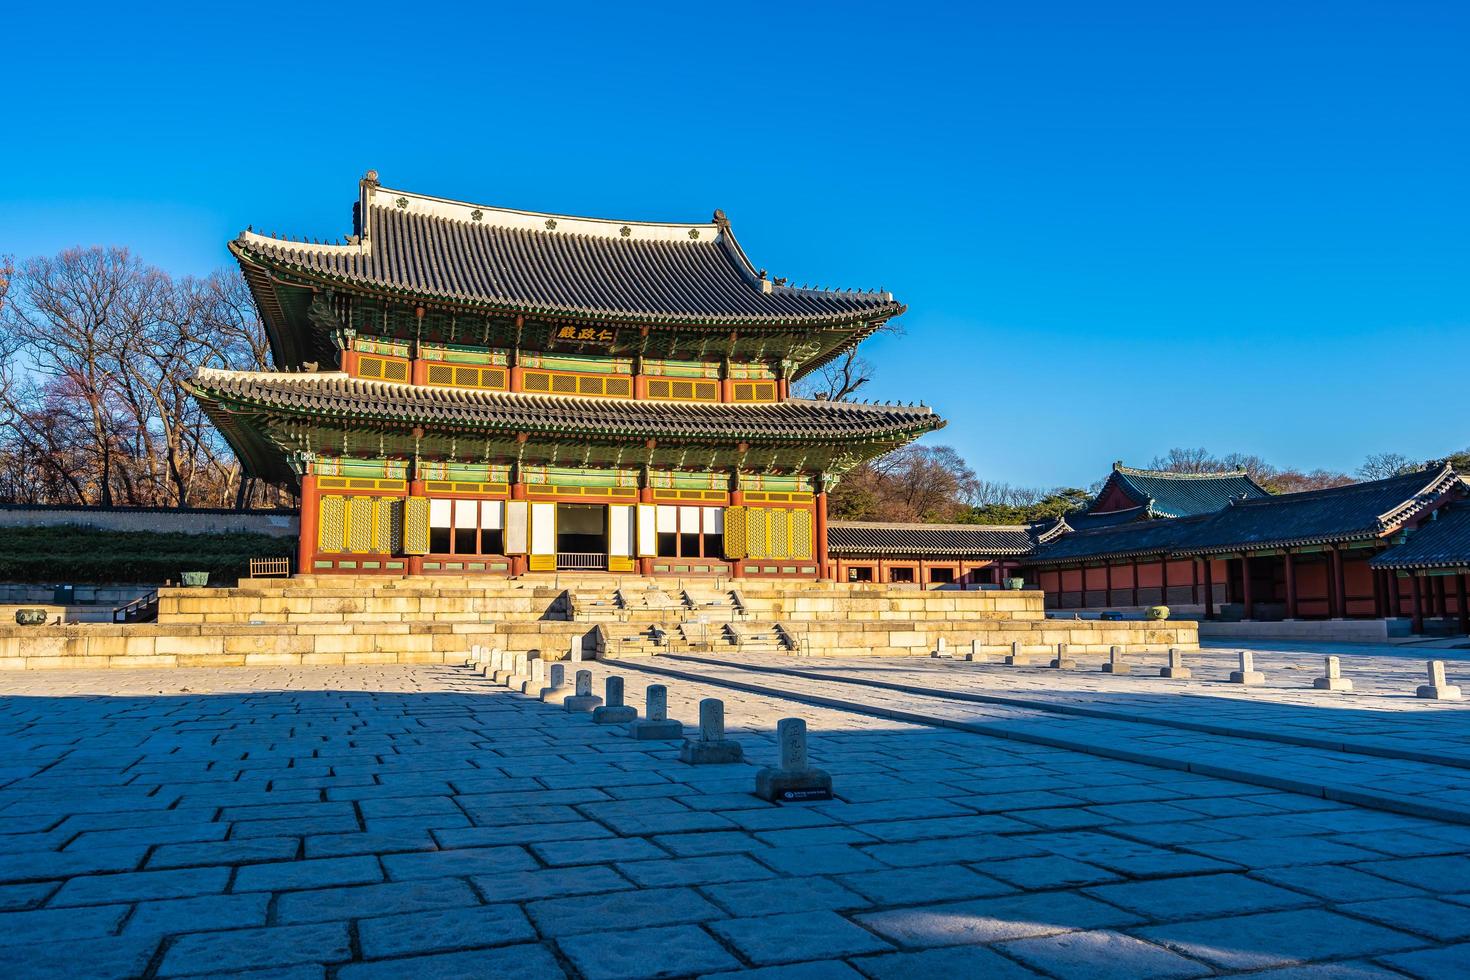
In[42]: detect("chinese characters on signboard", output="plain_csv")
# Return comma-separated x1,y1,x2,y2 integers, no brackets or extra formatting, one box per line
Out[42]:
556,326,616,344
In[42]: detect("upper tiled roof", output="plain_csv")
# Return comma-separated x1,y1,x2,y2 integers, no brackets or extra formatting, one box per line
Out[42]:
827,521,1035,557
189,369,943,443
1171,465,1460,555
1371,504,1470,570
1097,464,1269,518
231,175,903,328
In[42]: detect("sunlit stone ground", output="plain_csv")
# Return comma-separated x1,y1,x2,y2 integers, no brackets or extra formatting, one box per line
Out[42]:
1,650,1467,978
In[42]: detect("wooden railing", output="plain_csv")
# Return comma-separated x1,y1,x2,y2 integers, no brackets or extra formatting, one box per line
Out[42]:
557,553,607,571
249,557,292,578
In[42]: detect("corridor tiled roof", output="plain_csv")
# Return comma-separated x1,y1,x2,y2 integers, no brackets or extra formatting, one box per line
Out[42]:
232,180,903,327
1171,465,1461,555
189,370,943,443
827,522,1036,557
1371,504,1470,570
1028,514,1213,565
1099,464,1270,518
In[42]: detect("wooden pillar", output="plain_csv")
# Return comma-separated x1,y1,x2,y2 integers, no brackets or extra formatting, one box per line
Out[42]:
1371,565,1386,619
1324,553,1340,619
1202,559,1215,619
1160,558,1169,607
406,476,426,575
1410,574,1424,634
1190,559,1199,605
1283,549,1298,620
1104,564,1114,606
1433,575,1448,619
1240,554,1254,621
1331,545,1347,618
1130,559,1139,607
1458,573,1469,635
297,474,319,577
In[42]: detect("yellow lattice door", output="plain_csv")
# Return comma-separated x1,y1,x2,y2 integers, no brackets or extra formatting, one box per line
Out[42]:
723,506,747,560
376,498,403,554
346,497,374,553
403,497,430,555
769,508,790,559
746,507,768,559
791,509,813,559
318,496,346,552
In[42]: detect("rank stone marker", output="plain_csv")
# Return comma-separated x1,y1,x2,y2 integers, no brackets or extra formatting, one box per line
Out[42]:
1417,660,1463,701
1313,655,1353,692
521,657,547,695
1005,640,1031,666
1230,650,1265,685
569,636,585,663
1101,645,1131,674
680,698,745,764
508,653,532,690
964,639,990,663
755,717,834,803
1160,647,1191,679
1050,642,1076,669
931,637,951,659
627,684,684,740
564,669,604,712
540,663,573,704
592,675,638,725
491,649,512,684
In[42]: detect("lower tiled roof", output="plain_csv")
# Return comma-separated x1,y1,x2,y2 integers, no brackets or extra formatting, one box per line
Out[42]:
1027,514,1213,565
827,521,1035,557
190,369,943,443
1371,505,1470,570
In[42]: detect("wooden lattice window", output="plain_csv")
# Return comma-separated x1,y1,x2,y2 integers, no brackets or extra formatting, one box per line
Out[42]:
732,381,778,402
426,363,508,391
522,369,632,399
647,378,719,402
357,354,410,383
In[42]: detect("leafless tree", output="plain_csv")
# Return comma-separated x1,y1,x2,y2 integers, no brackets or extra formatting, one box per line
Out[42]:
1357,452,1416,481
794,321,904,402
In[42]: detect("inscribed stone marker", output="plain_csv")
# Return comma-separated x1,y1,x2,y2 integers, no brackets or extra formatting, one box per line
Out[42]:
627,684,684,739
1101,645,1130,674
592,675,638,724
1417,659,1463,700
1313,655,1352,692
564,669,604,712
1160,647,1190,679
1229,650,1264,685
755,717,833,802
680,698,744,764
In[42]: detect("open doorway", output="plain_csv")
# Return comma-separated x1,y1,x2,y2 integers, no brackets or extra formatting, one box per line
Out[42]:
556,504,607,570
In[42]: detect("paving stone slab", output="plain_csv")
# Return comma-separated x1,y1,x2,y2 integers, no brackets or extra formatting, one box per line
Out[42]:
558,924,739,980
158,922,352,976
856,890,1141,947
335,941,565,980
1133,908,1428,970
526,885,724,937
358,902,536,959
851,943,1043,979
998,929,1212,979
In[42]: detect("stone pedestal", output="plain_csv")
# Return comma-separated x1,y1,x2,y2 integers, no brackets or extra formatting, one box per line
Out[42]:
564,669,604,712
963,640,994,663
520,658,547,695
592,675,638,725
680,698,744,764
507,653,535,690
755,717,832,802
1159,647,1191,679
627,684,684,740
1229,650,1265,685
1004,641,1032,666
1049,643,1076,669
1101,646,1130,674
1417,660,1463,701
930,637,951,659
1312,655,1352,692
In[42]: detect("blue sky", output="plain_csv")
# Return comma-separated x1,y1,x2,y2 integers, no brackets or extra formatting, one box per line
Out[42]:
2,2,1465,488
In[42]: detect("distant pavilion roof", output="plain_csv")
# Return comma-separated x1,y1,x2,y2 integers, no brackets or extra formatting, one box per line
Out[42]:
1370,503,1470,571
1027,514,1214,566
827,522,1036,557
232,173,904,329
1094,463,1270,519
190,369,943,444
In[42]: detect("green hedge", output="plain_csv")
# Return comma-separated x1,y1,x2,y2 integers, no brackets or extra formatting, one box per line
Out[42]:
0,526,294,585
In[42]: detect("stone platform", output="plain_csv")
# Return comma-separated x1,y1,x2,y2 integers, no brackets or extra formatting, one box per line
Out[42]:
0,576,1196,670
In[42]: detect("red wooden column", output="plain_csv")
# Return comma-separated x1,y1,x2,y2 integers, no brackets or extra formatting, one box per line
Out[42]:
1410,574,1425,634
1457,573,1469,635
1331,545,1348,618
1240,554,1254,620
728,486,744,579
1130,559,1139,607
1433,576,1448,620
1371,566,1386,619
509,477,527,577
1283,549,1298,620
297,473,319,577
1190,559,1200,605
1104,564,1114,606
1202,559,1215,619
1159,558,1169,606
406,476,426,575
1324,553,1340,619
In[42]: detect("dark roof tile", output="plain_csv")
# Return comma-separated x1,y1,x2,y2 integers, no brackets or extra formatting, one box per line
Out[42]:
827,521,1036,557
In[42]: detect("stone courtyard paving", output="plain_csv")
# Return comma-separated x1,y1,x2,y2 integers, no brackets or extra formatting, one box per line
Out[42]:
1,659,1469,979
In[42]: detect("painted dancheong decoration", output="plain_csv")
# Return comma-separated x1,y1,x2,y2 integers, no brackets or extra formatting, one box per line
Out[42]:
190,171,940,579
